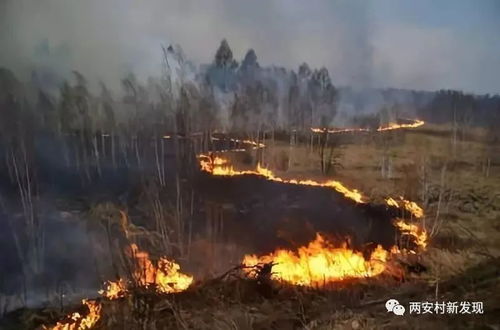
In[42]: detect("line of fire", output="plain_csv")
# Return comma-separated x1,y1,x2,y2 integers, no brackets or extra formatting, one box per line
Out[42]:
1,30,499,329
37,122,428,330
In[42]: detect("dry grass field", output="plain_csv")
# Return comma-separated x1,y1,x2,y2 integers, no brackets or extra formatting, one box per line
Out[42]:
3,125,499,330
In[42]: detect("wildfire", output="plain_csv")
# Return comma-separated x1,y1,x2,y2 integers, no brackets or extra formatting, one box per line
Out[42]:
199,155,364,203
99,278,127,300
394,219,428,249
242,234,389,286
43,299,101,330
311,119,424,134
45,245,192,329
99,244,193,300
311,127,370,134
376,119,425,132
385,197,424,218
200,155,428,251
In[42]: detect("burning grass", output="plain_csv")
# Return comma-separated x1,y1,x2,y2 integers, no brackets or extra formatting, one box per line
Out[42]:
198,153,427,249
42,243,193,330
311,118,425,134
4,122,498,329
42,300,101,330
200,154,364,204
242,233,390,286
99,244,193,300
24,257,500,329
38,129,432,329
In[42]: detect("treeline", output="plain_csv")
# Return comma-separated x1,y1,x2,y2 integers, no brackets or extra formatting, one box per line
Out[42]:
2,39,500,140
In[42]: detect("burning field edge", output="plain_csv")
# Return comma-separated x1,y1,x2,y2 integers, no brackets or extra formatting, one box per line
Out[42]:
35,122,432,330
2,120,499,330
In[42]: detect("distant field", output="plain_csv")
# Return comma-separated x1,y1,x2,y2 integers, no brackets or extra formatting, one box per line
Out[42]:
261,124,500,280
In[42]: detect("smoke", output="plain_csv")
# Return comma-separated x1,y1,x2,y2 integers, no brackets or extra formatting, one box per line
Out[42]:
1,0,499,94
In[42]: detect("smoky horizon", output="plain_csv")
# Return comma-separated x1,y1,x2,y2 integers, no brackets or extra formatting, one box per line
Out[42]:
1,0,500,95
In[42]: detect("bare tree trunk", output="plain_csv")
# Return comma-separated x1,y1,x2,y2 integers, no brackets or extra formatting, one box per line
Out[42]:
120,136,129,168
485,157,491,178
93,134,102,177
452,102,458,158
111,132,117,169
429,164,447,237
62,135,71,168
100,132,106,158
154,137,164,186
261,131,266,166
187,189,194,260
161,137,166,184
288,130,294,171
5,149,15,182
11,140,43,279
175,175,184,257
134,136,142,169
79,131,91,183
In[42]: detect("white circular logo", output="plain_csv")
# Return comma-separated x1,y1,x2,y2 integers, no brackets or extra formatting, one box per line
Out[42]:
385,299,405,316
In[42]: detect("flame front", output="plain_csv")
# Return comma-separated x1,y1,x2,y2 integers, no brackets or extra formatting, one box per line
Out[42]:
99,278,127,300
43,299,101,330
376,119,425,131
100,244,193,299
311,127,370,134
243,234,389,286
394,219,428,249
385,197,424,219
199,155,364,203
200,156,428,251
311,119,424,134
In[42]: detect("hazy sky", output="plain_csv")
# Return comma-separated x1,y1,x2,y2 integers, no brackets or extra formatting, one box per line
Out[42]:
1,0,499,94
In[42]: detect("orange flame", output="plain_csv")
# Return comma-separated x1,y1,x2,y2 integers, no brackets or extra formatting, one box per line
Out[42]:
242,234,389,286
376,119,425,132
394,219,428,249
200,156,428,251
43,299,101,330
199,155,364,203
311,119,424,134
99,244,193,300
311,127,370,134
99,278,127,300
131,243,194,293
385,197,424,218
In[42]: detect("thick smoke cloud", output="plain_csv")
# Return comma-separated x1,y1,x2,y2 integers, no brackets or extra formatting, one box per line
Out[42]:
1,0,499,93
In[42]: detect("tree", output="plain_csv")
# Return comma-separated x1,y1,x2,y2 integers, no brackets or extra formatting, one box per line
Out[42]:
240,49,259,73
210,39,238,91
308,67,337,127
298,63,312,79
215,39,235,69
37,90,56,131
100,82,116,166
